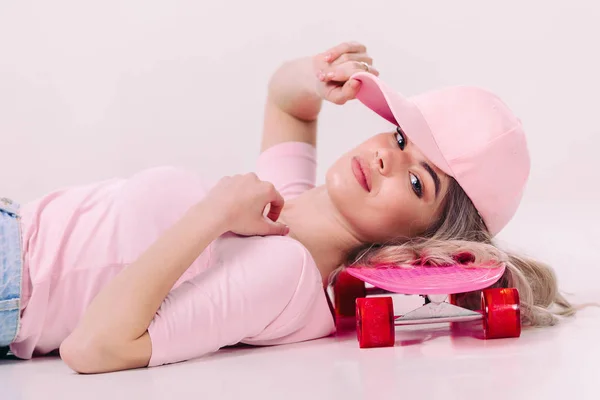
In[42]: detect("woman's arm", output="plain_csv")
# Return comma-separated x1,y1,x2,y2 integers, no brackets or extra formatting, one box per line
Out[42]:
261,41,378,152
59,203,226,373
262,56,321,151
60,173,287,374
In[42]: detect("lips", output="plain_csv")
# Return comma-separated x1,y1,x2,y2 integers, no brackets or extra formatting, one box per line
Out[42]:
351,156,371,192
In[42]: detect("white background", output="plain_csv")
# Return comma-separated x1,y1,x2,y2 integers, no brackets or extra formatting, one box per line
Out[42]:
1,1,599,295
1,3,599,398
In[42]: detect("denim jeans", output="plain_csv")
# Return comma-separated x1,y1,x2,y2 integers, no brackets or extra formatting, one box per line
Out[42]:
0,197,22,355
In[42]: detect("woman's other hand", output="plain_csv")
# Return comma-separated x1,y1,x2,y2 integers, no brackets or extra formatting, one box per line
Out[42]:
205,173,289,237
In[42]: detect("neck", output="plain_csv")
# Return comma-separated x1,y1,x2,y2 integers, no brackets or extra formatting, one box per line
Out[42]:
278,186,363,287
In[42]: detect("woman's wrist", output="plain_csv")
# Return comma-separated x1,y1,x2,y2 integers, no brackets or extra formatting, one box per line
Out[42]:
268,56,322,122
189,199,231,238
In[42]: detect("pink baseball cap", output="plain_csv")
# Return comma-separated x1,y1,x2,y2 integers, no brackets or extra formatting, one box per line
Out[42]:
352,71,530,236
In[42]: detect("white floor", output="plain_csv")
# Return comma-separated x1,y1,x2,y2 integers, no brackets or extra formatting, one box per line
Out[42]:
1,294,598,400
2,202,599,400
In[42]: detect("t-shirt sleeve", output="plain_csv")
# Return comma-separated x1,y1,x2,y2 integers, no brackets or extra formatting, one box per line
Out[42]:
146,237,317,367
255,142,317,199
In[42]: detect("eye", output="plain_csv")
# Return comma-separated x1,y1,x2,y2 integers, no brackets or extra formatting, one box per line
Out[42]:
395,127,423,199
395,126,406,150
410,173,423,198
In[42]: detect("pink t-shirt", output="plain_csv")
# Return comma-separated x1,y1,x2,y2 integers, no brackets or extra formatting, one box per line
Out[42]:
10,141,336,366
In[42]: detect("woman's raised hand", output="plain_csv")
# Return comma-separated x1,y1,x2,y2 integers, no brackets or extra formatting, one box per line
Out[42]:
312,41,379,105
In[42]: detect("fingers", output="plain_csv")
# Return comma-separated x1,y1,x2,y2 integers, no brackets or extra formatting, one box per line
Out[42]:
318,61,380,83
323,41,367,63
326,79,362,105
329,52,373,67
313,41,379,106
261,219,290,236
260,182,288,236
211,173,291,237
264,183,285,222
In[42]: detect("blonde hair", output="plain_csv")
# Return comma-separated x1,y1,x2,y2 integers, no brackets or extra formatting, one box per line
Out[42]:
336,178,577,327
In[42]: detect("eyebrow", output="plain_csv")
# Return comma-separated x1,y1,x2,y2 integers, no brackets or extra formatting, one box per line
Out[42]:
421,161,441,198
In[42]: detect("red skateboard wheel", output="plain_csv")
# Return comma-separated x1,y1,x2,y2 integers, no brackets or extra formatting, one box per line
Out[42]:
481,288,521,339
356,297,395,348
333,270,366,318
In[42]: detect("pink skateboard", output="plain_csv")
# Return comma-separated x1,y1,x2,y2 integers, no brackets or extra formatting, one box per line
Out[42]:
332,264,521,348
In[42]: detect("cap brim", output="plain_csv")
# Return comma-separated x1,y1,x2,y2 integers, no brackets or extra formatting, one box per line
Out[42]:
352,72,453,176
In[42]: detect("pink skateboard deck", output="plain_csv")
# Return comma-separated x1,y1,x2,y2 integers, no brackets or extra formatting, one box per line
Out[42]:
345,264,505,295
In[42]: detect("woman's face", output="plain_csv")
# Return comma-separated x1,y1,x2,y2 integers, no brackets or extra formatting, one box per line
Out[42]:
326,127,450,243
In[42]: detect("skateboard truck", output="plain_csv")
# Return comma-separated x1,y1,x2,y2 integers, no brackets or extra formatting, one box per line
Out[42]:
396,294,482,326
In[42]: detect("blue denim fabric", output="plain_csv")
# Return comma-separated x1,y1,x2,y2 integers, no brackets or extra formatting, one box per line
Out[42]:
0,197,22,348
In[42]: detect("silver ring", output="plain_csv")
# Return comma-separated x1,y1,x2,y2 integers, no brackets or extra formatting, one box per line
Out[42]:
359,61,370,72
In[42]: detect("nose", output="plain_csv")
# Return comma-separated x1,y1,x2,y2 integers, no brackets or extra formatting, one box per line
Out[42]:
375,149,394,176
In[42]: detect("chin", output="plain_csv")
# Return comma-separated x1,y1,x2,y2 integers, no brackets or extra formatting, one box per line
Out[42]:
325,161,354,202
325,163,368,226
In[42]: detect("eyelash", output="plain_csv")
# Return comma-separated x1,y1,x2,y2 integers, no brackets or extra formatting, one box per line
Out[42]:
395,127,423,199
395,126,406,150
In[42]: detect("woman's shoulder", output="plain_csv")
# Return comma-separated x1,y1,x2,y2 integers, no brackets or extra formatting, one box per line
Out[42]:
211,233,321,288
257,235,318,271
214,233,316,268
223,235,334,344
